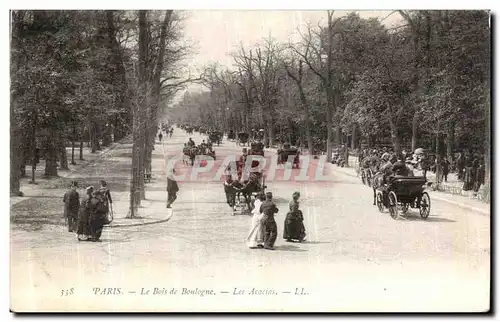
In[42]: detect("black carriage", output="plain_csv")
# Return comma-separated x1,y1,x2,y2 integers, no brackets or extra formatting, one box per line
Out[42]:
237,132,250,146
277,144,300,168
375,176,431,220
249,141,265,156
208,131,223,146
233,171,266,215
227,130,236,140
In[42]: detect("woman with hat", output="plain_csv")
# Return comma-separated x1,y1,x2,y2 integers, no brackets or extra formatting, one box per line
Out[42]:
246,193,265,248
76,186,95,241
283,191,306,243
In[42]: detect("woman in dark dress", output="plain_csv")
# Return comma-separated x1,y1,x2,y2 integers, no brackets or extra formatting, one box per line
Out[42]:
77,186,94,241
283,192,306,242
77,186,105,242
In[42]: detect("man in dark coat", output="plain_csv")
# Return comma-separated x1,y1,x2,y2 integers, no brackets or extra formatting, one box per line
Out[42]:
63,181,80,232
260,192,279,250
167,169,179,208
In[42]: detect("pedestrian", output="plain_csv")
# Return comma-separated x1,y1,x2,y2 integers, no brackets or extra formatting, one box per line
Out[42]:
224,174,240,211
474,160,485,193
158,132,163,142
89,189,106,242
283,191,306,243
259,192,279,250
76,186,95,242
97,180,113,224
420,154,430,178
246,193,265,249
441,158,450,182
167,169,179,208
98,180,112,208
63,180,80,233
462,158,475,191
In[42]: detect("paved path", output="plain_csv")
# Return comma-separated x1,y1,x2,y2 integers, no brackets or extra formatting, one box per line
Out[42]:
10,128,490,312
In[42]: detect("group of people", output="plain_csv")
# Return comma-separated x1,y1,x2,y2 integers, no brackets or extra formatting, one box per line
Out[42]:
359,147,486,193
63,180,113,242
183,138,216,165
246,191,306,250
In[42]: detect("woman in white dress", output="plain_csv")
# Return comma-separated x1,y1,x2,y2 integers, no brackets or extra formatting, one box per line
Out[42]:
246,193,266,248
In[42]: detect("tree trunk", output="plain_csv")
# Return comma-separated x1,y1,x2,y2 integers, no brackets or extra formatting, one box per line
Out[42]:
102,125,112,147
268,114,275,147
325,88,334,162
351,123,357,150
44,141,58,176
10,125,23,196
71,123,76,165
446,122,454,160
59,144,69,170
388,117,401,156
79,140,84,160
411,111,419,152
90,123,96,153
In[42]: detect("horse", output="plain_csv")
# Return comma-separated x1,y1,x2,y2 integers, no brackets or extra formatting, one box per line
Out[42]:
237,177,264,211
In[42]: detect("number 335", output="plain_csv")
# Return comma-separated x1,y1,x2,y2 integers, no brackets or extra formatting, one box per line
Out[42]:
61,288,74,296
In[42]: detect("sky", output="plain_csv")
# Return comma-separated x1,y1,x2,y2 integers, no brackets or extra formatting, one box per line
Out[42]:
176,10,405,98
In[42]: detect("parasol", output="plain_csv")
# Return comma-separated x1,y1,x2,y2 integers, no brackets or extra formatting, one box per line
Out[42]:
414,148,426,155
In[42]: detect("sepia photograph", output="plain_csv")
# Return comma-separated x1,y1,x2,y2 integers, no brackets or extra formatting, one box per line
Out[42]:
9,7,491,313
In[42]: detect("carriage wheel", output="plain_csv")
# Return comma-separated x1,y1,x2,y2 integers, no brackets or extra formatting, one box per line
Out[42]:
419,192,431,219
388,191,398,219
401,203,409,214
361,170,366,185
376,191,384,213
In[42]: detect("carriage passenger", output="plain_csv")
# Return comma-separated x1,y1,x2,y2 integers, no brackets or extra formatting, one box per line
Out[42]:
187,138,195,147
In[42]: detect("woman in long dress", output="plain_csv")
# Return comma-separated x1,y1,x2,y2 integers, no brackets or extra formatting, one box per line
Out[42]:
283,191,306,242
246,193,265,248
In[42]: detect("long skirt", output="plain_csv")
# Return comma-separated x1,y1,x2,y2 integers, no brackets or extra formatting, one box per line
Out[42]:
283,212,306,241
89,211,106,240
76,210,91,240
246,213,264,248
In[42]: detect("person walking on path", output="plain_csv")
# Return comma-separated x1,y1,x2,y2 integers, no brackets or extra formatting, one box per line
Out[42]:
441,158,450,182
260,192,279,250
283,191,306,243
97,180,113,225
167,169,179,208
63,180,80,233
158,132,163,142
246,193,265,248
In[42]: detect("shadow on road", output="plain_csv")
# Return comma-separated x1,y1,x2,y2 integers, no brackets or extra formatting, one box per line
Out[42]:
401,215,456,223
275,244,308,252
300,240,330,244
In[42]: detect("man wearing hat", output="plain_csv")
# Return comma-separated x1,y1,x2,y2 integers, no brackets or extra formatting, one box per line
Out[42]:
63,180,80,233
259,192,279,250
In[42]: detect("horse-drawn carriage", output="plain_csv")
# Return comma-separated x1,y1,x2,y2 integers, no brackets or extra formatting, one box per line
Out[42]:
224,160,266,216
208,131,223,146
227,130,236,140
277,144,300,168
183,144,216,166
237,132,250,146
374,176,431,220
249,141,264,156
